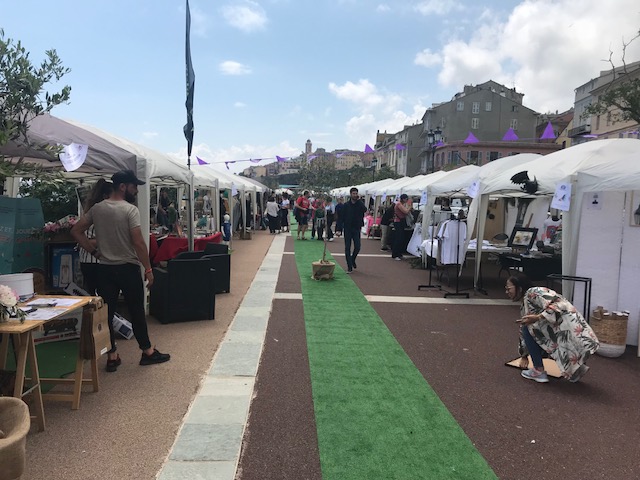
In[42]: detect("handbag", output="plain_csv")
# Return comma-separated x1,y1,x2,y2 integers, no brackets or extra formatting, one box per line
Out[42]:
405,212,415,228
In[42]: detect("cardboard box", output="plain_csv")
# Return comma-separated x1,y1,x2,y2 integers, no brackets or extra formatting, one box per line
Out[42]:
80,297,111,360
33,310,82,345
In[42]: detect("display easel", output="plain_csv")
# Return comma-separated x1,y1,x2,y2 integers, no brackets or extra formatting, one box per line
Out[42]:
443,218,470,299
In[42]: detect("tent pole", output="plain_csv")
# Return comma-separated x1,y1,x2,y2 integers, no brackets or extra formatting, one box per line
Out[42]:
187,156,194,251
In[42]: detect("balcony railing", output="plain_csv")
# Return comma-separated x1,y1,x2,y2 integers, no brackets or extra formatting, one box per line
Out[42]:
568,124,591,138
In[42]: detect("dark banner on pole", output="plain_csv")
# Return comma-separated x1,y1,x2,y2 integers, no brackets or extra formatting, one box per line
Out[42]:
183,0,195,158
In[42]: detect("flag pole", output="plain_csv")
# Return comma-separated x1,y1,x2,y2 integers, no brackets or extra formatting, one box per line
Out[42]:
184,0,196,250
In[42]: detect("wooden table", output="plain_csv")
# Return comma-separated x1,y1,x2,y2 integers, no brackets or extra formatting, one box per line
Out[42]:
0,320,47,431
0,295,98,432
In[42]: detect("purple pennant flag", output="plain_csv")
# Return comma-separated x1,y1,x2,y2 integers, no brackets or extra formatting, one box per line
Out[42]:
276,155,286,162
434,140,444,148
250,158,262,163
463,132,479,144
307,154,317,162
225,162,230,170
502,128,519,141
540,121,556,140
196,156,209,165
364,144,374,153
395,144,407,150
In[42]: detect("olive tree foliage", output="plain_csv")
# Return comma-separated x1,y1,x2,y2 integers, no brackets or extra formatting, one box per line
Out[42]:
583,30,640,125
0,29,71,183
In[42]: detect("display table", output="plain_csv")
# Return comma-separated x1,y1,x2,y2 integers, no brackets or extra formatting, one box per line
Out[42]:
498,252,562,280
0,295,101,432
153,233,223,263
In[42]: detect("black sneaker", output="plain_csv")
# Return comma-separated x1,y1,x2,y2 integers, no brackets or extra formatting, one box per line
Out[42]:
106,355,121,373
140,348,171,366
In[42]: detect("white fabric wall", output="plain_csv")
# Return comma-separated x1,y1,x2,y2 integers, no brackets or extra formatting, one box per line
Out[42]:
574,191,638,346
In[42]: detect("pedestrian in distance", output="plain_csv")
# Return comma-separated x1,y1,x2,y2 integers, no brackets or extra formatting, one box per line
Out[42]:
342,187,367,273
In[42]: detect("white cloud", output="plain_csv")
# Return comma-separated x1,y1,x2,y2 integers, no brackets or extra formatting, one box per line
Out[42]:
142,131,159,139
415,0,462,16
221,1,268,33
328,79,385,109
432,0,640,112
376,4,391,13
330,79,425,148
234,102,247,108
219,61,252,75
414,48,442,67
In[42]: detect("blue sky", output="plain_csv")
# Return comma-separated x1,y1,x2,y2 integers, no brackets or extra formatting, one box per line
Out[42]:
2,0,639,173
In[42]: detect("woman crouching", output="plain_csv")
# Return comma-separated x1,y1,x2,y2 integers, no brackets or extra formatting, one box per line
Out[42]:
505,273,599,383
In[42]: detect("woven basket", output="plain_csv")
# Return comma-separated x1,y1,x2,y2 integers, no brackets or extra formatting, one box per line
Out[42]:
590,307,628,357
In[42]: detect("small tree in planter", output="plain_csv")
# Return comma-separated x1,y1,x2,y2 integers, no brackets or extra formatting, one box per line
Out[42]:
311,239,335,280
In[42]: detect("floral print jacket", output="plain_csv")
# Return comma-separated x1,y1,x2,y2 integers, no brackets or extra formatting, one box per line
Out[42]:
519,287,599,377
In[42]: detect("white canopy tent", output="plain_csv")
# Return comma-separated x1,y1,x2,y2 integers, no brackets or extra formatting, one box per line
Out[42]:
2,114,198,245
466,139,640,348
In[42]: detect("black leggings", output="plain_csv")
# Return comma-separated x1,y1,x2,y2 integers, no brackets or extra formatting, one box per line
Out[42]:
97,263,151,353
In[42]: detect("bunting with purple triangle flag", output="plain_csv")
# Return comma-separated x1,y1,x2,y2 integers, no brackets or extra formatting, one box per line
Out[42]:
276,155,286,162
502,128,519,141
196,156,208,165
250,158,262,163
463,132,479,144
395,144,407,150
364,144,374,153
540,121,556,140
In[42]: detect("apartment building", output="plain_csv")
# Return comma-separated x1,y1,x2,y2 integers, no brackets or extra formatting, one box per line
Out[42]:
418,80,561,172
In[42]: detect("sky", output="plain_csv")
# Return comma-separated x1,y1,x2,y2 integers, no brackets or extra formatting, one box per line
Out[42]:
2,0,640,174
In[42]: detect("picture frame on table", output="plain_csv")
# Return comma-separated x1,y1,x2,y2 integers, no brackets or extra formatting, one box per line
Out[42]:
508,227,538,250
630,191,640,226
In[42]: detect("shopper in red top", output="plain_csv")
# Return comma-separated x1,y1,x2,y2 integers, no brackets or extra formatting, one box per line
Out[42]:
391,194,412,260
296,190,311,240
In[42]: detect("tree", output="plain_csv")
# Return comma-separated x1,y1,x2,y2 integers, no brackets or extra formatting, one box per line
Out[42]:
0,29,72,183
18,177,77,222
583,30,640,125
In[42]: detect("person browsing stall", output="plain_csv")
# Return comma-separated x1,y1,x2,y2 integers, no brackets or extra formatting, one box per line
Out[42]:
78,179,113,295
72,169,171,373
342,187,367,273
296,190,311,240
391,194,412,260
505,273,599,383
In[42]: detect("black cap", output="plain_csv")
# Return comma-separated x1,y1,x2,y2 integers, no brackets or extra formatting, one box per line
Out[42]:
111,170,145,186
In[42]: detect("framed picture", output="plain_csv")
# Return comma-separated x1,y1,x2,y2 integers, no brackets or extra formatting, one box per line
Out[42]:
630,191,640,226
508,227,538,250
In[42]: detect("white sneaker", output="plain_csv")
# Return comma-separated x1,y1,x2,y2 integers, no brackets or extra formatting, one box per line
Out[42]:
328,238,334,242
394,257,402,261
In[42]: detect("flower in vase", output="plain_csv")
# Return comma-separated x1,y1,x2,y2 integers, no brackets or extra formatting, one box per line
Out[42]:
0,285,26,323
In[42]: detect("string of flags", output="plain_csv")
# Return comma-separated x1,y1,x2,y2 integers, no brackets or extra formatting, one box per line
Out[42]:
197,120,619,170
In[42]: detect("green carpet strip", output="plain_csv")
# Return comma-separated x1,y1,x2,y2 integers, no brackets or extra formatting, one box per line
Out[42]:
293,235,497,479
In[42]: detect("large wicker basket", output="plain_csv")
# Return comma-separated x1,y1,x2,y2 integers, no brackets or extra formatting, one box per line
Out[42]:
590,307,628,358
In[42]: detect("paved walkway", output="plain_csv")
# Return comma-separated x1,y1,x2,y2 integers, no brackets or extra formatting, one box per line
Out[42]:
157,234,512,479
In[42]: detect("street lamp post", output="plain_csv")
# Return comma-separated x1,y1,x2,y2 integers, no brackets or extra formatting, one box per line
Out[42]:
371,157,378,182
426,127,442,173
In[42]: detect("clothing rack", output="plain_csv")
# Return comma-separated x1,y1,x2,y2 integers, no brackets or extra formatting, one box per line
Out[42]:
418,212,441,291
443,218,470,299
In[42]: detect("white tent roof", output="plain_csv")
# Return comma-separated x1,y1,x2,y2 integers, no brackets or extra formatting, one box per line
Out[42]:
426,165,481,197
401,171,449,196
1,113,137,175
476,140,640,197
65,119,193,186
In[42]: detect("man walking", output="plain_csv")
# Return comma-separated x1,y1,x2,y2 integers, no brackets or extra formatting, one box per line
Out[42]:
72,170,170,372
342,187,367,273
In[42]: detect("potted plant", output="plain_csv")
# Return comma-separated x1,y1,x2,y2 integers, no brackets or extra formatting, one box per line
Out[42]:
311,239,335,280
